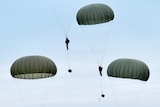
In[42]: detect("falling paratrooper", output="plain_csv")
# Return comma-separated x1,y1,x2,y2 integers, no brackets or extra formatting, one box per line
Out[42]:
76,3,114,98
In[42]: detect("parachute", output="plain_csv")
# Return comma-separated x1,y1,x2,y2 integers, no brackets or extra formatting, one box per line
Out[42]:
10,55,57,106
76,3,114,25
47,0,80,73
76,3,114,70
107,58,150,81
76,3,114,98
76,3,114,65
10,55,57,79
107,58,150,106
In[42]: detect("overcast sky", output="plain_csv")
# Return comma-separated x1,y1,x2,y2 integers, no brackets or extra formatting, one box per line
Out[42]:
0,0,160,107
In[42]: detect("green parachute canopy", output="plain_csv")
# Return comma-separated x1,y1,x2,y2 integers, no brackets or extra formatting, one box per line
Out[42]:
76,3,114,25
10,55,57,79
107,58,150,81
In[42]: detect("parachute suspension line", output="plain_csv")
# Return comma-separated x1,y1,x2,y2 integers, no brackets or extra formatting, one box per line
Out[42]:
77,3,114,67
82,23,113,67
12,79,26,107
98,23,113,98
46,0,76,73
98,24,113,98
66,49,72,73
99,22,113,66
100,76,105,98
76,3,114,99
65,34,72,73
98,64,105,98
134,82,147,107
41,79,54,107
82,26,100,66
98,78,105,101
84,26,99,65
81,26,106,98
47,0,80,36
80,26,104,98
107,77,119,107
